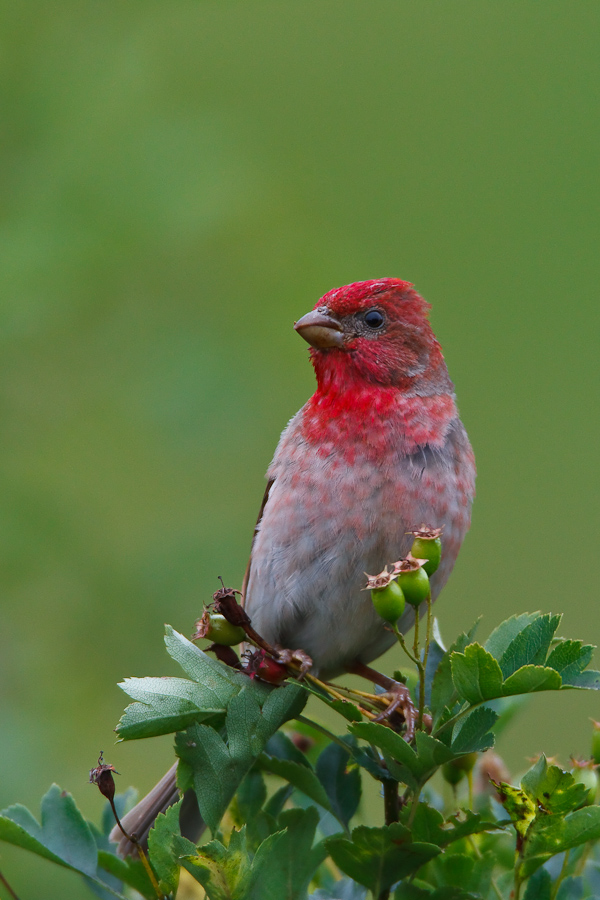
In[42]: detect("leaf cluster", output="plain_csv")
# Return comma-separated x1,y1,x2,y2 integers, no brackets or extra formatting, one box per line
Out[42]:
2,613,600,899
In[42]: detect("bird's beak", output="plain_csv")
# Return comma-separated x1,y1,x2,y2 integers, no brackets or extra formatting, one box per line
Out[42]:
294,309,344,349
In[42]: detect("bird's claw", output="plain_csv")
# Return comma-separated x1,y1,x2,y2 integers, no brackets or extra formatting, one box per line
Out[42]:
276,648,313,678
374,682,417,741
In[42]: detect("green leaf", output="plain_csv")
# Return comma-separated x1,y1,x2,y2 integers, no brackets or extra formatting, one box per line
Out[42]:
498,613,561,679
328,699,365,722
450,643,504,703
116,676,229,740
315,742,361,830
265,731,312,767
556,876,584,900
0,786,131,899
164,625,243,686
502,665,562,695
233,769,267,824
523,867,552,900
450,706,497,753
562,669,600,690
147,800,181,896
408,803,501,848
176,681,306,833
431,623,479,727
247,807,326,900
546,640,594,680
350,722,422,789
326,823,440,894
521,806,600,876
177,828,249,900
424,618,447,707
521,755,588,815
260,756,333,816
485,612,540,661
432,851,496,895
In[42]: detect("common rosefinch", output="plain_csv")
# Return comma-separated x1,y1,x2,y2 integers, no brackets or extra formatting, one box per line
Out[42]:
112,278,475,852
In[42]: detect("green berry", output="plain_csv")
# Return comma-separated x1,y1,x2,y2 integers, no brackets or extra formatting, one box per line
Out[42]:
442,753,477,786
398,565,431,607
571,763,598,807
203,613,246,646
371,580,406,624
411,536,442,577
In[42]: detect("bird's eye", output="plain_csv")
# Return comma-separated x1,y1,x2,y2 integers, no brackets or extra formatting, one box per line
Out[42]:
363,309,385,329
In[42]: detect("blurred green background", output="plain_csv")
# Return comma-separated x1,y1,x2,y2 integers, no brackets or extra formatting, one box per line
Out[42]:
1,2,599,896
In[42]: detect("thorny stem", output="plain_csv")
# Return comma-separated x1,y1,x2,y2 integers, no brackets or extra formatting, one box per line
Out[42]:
394,620,426,731
0,868,21,900
107,796,163,899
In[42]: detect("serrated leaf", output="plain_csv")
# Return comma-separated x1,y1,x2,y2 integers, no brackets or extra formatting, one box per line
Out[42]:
260,756,333,816
546,640,594,678
431,623,479,727
147,800,181,896
176,829,249,899
562,669,600,690
329,699,365,722
176,681,306,833
408,802,501,848
0,786,132,899
433,850,496,895
498,613,561,679
247,807,325,900
316,742,361,830
164,625,243,687
521,806,600,876
450,706,497,754
350,722,421,789
116,676,228,740
326,823,440,893
485,612,540,661
502,665,562,695
451,643,504,703
521,756,588,815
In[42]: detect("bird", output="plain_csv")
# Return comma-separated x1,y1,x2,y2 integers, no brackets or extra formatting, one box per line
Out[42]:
111,277,475,853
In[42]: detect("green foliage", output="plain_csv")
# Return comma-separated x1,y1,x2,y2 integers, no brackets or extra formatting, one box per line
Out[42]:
3,611,600,899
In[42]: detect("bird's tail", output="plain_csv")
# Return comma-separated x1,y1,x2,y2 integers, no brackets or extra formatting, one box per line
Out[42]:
109,762,204,856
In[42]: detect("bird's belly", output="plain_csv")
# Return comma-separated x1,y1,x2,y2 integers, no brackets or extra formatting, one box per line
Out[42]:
245,437,473,678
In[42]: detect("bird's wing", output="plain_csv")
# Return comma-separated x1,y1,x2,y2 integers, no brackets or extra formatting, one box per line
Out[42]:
240,477,275,605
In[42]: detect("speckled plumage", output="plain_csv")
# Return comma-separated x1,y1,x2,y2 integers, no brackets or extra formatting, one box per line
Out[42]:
245,279,475,678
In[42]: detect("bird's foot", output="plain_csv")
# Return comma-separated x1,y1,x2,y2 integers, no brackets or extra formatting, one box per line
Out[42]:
373,683,417,741
347,660,420,741
276,648,313,679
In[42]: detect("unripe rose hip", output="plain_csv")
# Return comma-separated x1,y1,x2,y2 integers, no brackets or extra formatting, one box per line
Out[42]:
571,759,599,807
371,580,406,624
192,610,246,646
442,752,477,786
365,568,406,624
392,554,431,607
410,526,443,577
